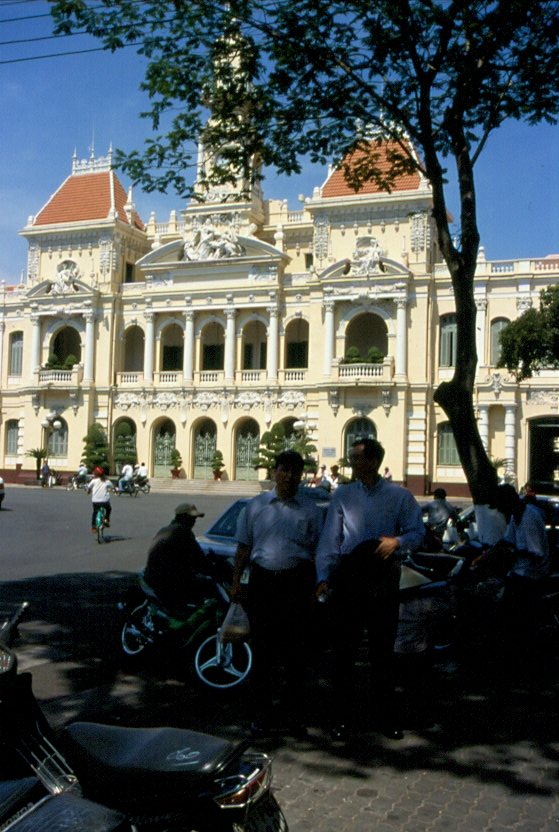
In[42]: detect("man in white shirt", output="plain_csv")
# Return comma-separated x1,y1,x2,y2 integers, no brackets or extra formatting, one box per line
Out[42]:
118,463,134,493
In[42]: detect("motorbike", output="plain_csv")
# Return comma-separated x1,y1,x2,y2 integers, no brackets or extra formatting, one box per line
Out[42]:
118,555,252,691
66,473,92,492
117,476,151,497
0,602,286,832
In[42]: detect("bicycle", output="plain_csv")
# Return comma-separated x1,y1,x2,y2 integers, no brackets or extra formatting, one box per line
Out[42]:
95,504,108,544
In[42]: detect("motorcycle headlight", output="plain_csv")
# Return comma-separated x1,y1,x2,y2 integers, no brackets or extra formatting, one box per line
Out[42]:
0,646,15,674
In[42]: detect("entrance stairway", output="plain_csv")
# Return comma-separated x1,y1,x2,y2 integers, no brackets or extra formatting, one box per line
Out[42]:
149,477,268,496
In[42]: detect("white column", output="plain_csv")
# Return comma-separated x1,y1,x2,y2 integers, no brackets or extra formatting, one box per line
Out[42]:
323,300,335,376
225,307,236,382
478,404,489,451
31,314,41,380
395,298,408,377
475,298,487,369
183,310,194,382
267,306,278,381
83,311,95,382
143,311,155,383
505,404,517,478
0,319,5,384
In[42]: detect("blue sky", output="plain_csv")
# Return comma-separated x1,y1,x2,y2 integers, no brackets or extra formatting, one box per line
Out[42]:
1,1,558,283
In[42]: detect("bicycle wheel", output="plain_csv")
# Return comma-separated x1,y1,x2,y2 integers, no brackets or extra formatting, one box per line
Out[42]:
96,507,106,544
194,633,252,689
121,602,152,656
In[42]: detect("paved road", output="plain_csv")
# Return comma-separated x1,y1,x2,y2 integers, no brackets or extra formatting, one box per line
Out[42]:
2,486,559,831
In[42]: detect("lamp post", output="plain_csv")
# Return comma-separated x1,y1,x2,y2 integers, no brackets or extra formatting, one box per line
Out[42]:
40,413,62,484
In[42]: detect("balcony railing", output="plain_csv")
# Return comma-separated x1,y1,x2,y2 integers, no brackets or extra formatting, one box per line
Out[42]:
279,369,307,383
154,371,181,385
238,369,266,384
37,366,83,386
117,371,144,385
334,358,394,383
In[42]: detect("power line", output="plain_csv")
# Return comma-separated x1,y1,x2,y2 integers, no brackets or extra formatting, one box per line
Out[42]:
0,31,88,46
0,41,141,64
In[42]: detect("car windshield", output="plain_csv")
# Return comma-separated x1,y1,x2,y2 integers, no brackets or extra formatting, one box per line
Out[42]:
207,501,247,539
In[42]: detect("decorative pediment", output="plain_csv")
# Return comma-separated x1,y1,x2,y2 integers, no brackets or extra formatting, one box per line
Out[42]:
318,251,411,281
137,227,288,268
27,278,96,299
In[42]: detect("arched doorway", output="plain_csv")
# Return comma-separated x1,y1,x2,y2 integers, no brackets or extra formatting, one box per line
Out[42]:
194,418,217,479
235,419,260,480
344,418,376,460
113,418,137,474
153,419,177,477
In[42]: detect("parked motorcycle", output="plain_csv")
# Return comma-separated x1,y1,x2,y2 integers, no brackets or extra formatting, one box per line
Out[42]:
0,602,286,832
119,555,252,690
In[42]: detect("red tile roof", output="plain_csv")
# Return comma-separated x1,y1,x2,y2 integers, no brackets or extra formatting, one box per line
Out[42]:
33,171,144,230
322,140,422,198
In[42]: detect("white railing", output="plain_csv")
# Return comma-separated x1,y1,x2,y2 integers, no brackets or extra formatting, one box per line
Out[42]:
239,370,264,383
155,371,180,384
38,367,83,385
117,371,143,385
282,369,306,383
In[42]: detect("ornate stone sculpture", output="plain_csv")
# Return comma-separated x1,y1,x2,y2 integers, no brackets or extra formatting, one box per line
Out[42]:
182,223,245,261
46,260,80,295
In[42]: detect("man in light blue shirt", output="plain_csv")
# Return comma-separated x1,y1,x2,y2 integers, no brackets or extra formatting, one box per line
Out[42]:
231,450,324,738
315,437,424,742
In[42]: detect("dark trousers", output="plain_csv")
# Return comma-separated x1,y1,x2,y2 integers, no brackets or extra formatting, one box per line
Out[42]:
330,558,401,724
247,560,314,725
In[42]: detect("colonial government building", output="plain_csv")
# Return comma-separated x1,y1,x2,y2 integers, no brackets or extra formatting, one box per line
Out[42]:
1,142,558,495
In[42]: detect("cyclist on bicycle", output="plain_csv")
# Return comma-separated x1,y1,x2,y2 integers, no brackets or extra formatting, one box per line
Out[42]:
76,463,89,487
86,466,113,532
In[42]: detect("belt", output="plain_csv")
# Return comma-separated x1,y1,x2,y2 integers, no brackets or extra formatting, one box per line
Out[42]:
251,560,312,579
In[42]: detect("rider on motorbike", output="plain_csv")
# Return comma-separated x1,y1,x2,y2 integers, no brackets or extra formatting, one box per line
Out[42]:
134,462,149,487
117,463,134,493
143,503,210,615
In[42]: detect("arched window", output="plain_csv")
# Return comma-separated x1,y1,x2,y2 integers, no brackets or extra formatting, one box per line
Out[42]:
5,420,19,456
344,418,376,460
285,319,309,369
47,419,68,459
437,422,460,466
490,317,510,366
439,314,457,367
9,332,23,376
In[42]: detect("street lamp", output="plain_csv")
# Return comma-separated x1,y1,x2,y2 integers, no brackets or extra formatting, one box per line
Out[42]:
40,412,62,466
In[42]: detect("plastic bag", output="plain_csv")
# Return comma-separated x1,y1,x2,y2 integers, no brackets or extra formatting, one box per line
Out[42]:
220,602,250,643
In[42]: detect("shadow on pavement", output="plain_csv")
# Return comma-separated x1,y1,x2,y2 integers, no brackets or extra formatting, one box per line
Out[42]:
1,571,559,803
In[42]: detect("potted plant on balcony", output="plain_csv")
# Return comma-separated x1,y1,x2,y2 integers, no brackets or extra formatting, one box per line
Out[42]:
211,449,225,481
170,448,182,479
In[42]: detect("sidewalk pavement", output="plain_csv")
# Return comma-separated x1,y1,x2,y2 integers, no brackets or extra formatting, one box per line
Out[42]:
6,571,559,832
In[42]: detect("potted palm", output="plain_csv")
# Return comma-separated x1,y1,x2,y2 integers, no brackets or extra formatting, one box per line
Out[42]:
170,448,183,479
211,449,225,481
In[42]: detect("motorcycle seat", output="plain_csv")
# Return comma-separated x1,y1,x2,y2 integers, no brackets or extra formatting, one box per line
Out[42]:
62,723,248,804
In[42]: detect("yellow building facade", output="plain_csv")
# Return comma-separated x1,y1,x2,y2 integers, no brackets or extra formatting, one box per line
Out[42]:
1,146,558,495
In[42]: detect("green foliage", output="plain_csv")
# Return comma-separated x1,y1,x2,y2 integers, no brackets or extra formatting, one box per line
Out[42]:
344,347,362,363
26,447,47,478
46,353,60,369
253,423,288,476
211,449,225,471
63,353,78,369
82,423,110,472
253,421,316,476
170,448,182,469
498,286,559,381
113,424,137,470
366,346,384,363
